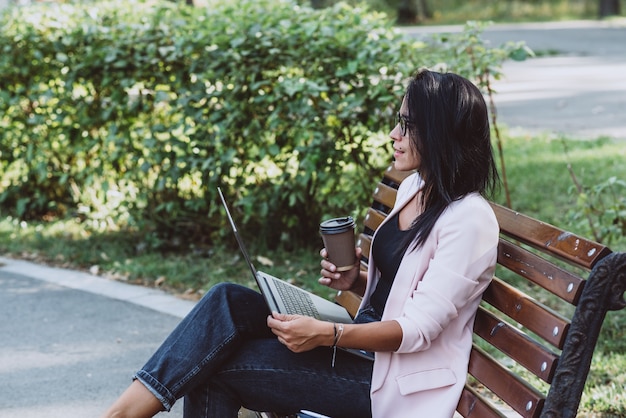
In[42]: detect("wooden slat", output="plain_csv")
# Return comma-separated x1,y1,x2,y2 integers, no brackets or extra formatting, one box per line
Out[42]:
336,233,369,318
362,208,386,234
469,346,545,418
356,233,372,263
474,307,559,383
383,165,414,186
482,278,570,349
335,290,361,318
498,239,585,305
457,385,507,418
371,182,397,211
490,202,611,270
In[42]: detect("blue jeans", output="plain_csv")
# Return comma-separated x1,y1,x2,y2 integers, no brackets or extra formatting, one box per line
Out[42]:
135,283,373,418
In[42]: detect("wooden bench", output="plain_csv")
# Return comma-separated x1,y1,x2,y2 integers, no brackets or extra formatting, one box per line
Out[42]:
258,165,626,418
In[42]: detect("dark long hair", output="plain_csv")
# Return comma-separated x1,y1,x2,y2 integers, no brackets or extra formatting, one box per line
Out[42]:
399,69,499,252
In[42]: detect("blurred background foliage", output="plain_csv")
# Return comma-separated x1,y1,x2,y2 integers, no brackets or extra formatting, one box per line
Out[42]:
0,0,529,252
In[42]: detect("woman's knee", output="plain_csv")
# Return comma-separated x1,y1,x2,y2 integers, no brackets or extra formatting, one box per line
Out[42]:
203,282,260,307
200,283,268,321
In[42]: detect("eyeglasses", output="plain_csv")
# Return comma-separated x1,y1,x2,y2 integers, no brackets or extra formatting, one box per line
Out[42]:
397,112,412,136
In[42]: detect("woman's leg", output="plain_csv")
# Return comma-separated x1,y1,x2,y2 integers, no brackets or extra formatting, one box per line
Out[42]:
183,338,373,418
101,283,273,417
100,380,164,418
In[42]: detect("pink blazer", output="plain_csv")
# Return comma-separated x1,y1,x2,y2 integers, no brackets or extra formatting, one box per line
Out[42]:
360,172,499,418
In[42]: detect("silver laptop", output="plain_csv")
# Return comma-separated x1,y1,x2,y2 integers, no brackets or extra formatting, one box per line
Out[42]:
218,187,355,324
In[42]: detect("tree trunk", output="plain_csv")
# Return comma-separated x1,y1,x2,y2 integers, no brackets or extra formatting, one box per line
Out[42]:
397,0,431,24
417,0,433,19
599,0,620,17
310,0,326,9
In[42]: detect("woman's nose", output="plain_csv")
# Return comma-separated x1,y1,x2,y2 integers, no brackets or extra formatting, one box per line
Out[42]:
390,124,401,141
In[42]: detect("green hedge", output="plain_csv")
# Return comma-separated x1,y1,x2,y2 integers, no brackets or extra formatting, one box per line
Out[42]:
0,0,526,250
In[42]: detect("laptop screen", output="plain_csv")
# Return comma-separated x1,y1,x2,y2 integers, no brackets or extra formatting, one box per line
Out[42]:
217,187,260,281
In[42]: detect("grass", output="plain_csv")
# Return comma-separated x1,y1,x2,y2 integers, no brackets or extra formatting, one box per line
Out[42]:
496,132,626,234
0,218,327,300
1,132,625,415
423,0,600,25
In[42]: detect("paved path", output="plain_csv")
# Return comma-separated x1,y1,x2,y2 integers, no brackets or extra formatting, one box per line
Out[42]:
0,257,190,417
2,19,624,418
402,19,626,139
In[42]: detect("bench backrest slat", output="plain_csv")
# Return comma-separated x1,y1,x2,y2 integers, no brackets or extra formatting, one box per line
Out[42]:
371,182,398,212
482,278,570,349
497,239,584,305
490,203,611,270
457,385,507,418
382,164,414,186
362,208,387,235
469,346,545,417
473,307,559,384
356,233,372,267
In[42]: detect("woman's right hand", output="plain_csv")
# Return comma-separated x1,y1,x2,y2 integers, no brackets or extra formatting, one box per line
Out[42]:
319,246,362,291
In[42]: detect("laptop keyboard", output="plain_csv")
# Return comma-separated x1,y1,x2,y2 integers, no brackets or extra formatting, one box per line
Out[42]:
273,279,321,319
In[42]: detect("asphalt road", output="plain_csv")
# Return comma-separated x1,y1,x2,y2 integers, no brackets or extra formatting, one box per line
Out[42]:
1,19,625,418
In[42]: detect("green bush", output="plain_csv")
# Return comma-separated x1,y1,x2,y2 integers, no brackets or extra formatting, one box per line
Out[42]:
567,176,626,245
0,0,525,250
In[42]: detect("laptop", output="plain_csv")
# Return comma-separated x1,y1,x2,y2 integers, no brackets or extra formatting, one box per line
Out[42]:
218,187,374,361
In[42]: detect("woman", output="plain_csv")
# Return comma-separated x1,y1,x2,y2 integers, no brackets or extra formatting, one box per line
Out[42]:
101,69,500,418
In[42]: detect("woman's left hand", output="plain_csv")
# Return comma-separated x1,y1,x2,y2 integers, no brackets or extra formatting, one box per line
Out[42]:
267,312,333,353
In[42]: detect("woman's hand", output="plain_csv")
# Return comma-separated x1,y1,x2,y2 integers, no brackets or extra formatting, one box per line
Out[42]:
267,312,333,353
319,246,362,291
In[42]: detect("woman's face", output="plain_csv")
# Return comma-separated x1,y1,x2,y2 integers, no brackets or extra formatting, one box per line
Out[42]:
390,99,421,172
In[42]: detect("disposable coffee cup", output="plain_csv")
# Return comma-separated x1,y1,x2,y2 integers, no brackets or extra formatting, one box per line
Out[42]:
319,216,356,272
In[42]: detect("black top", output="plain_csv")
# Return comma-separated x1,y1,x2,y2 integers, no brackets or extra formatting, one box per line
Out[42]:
369,212,412,317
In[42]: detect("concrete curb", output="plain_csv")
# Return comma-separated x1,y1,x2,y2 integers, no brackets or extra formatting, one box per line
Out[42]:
0,256,195,319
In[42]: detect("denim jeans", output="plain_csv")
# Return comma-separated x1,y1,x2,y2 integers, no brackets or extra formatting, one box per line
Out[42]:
135,283,373,418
